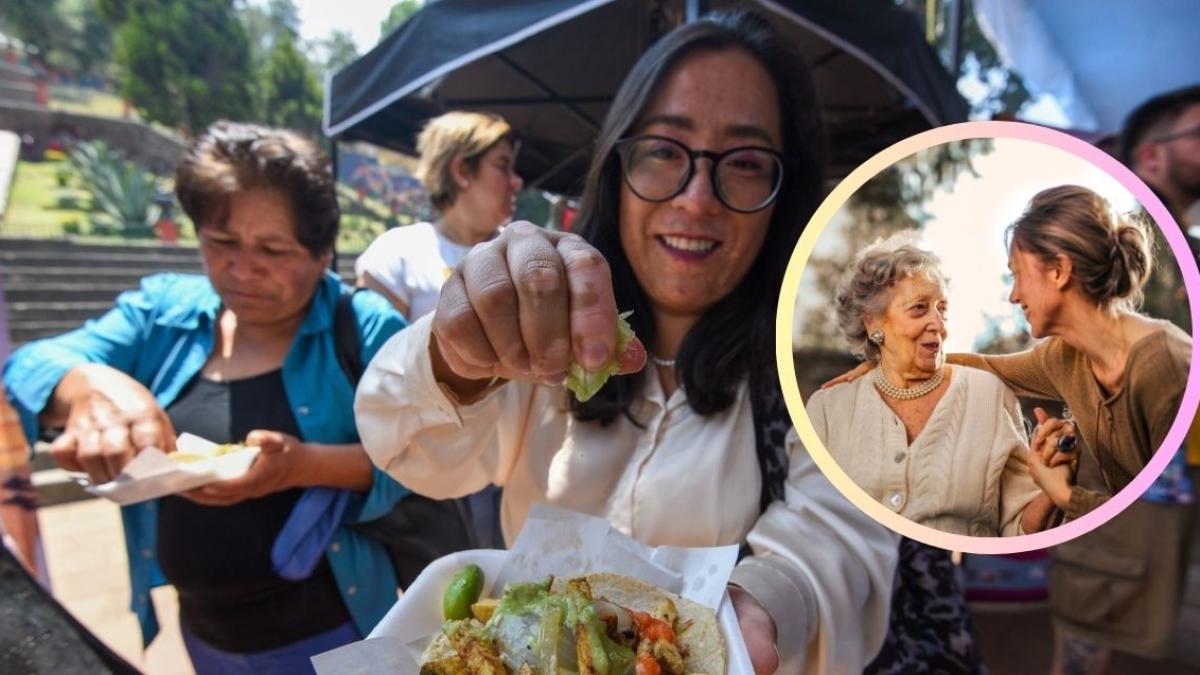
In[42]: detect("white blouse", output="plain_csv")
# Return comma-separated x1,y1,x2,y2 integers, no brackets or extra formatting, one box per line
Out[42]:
355,315,898,673
806,366,1040,537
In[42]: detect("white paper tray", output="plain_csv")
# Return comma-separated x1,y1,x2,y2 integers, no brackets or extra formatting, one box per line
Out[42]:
312,548,753,674
70,433,259,506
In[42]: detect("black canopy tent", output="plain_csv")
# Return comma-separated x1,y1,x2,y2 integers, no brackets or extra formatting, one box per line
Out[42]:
325,0,968,195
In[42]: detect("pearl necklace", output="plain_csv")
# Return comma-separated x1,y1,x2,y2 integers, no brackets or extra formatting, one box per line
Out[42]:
872,365,945,400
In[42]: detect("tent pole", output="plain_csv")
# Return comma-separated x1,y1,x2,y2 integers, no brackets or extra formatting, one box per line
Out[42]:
330,137,340,272
948,0,965,77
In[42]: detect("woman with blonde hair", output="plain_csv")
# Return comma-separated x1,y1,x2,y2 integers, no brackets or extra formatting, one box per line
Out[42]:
831,184,1192,518
355,111,523,319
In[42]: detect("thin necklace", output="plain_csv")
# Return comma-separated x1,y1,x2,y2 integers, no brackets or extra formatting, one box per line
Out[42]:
872,365,944,400
650,353,676,368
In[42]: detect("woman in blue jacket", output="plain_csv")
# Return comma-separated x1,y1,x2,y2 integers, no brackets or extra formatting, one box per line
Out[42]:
3,122,407,674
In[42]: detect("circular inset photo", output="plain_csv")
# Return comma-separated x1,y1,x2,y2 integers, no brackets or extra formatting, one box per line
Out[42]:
777,121,1200,553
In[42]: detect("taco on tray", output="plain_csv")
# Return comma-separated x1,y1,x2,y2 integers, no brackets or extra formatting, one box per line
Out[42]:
420,571,724,675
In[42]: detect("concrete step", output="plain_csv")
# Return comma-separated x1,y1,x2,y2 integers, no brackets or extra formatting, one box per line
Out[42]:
1,250,205,269
0,238,204,257
11,320,85,345
6,301,113,324
31,468,92,507
2,267,173,287
0,282,132,303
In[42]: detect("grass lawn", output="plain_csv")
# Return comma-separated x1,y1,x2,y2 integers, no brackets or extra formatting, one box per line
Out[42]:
48,88,130,119
3,160,92,238
4,160,388,252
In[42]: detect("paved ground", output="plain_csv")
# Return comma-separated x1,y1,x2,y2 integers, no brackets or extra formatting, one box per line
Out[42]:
35,497,1200,674
39,499,191,674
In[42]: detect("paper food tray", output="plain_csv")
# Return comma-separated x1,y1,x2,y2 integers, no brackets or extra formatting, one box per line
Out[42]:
312,506,754,674
71,432,260,506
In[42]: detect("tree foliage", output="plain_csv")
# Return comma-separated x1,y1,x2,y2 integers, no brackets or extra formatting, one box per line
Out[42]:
380,0,423,39
0,0,64,54
796,139,995,351
108,0,254,132
238,0,300,67
892,0,1033,119
309,29,359,75
1,0,112,78
261,30,322,136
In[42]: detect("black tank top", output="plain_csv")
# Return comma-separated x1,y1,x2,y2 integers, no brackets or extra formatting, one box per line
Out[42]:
158,369,352,652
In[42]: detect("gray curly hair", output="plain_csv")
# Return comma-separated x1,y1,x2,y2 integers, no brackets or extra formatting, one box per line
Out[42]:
834,234,947,361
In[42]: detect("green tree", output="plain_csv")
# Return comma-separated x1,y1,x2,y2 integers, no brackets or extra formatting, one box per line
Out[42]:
309,29,359,75
56,0,114,78
380,0,423,39
261,31,322,135
0,0,65,55
238,0,300,65
893,0,1033,120
109,0,255,132
796,139,995,351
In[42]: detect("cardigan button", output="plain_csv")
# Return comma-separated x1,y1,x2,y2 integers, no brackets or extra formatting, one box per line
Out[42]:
893,452,906,464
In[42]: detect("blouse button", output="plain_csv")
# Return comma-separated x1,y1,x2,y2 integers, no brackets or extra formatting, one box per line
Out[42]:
893,452,906,464
887,492,904,508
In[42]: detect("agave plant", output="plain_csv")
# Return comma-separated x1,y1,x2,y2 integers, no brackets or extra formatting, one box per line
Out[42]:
67,140,162,238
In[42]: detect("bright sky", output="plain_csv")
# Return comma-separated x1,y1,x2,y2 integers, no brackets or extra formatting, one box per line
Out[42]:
290,0,399,53
795,138,1145,352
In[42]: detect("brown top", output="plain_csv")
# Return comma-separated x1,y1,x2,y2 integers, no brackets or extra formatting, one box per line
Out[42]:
955,320,1191,519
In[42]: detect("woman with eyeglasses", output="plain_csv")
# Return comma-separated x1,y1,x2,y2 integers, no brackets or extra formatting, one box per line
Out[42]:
356,11,897,674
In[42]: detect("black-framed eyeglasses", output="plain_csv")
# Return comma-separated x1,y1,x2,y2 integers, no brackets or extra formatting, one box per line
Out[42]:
1153,124,1200,143
614,135,785,213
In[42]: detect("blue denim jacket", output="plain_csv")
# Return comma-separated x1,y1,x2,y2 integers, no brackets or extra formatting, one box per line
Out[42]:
3,271,409,645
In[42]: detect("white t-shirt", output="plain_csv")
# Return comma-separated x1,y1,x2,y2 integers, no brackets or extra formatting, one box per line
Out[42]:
354,222,472,320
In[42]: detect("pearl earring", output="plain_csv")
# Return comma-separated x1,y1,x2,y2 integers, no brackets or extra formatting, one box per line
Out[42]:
869,330,885,346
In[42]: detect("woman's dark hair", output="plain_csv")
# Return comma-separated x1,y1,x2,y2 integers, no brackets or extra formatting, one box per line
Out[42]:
175,121,339,258
572,10,826,423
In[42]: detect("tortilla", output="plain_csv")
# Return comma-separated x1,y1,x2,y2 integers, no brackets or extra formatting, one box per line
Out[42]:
580,573,725,675
420,573,724,674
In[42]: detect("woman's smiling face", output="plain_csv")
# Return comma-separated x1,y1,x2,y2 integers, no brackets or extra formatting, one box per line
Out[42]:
1007,246,1064,338
870,274,949,377
617,47,782,322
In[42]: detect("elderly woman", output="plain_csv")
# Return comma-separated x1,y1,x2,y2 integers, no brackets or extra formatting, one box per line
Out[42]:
355,111,523,320
3,122,407,674
830,186,1193,517
355,11,897,674
807,236,1056,537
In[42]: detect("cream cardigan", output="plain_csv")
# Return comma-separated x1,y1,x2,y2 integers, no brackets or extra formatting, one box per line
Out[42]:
806,366,1040,537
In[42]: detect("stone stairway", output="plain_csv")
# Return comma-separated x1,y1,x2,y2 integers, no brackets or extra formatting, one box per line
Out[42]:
2,238,358,346
2,237,360,505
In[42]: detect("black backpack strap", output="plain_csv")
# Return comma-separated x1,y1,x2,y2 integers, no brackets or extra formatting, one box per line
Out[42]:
751,376,790,511
333,288,365,386
739,375,791,560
